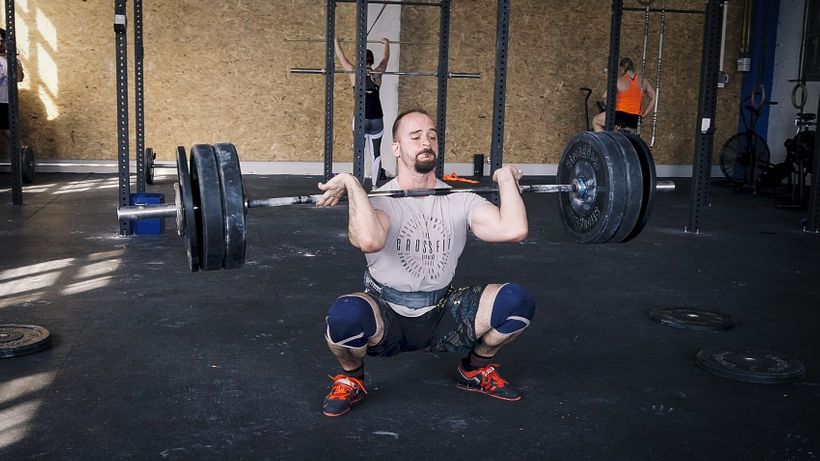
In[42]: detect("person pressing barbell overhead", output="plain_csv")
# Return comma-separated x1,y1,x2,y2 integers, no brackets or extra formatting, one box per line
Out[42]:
0,28,23,135
315,109,535,417
335,36,390,187
592,57,655,132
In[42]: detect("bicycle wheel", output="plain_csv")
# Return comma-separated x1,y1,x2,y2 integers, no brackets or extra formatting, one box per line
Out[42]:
794,130,814,174
719,132,771,185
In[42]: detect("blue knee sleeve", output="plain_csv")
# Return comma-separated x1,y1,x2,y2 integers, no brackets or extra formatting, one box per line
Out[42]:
490,284,535,334
326,296,377,348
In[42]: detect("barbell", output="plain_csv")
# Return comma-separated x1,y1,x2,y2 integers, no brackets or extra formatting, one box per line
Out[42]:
289,68,481,79
0,145,36,184
285,38,435,46
116,131,674,272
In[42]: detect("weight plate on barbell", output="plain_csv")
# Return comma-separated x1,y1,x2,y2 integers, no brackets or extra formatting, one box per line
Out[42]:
190,145,226,271
0,324,52,358
696,347,805,384
174,181,184,238
22,145,35,184
557,132,628,243
145,147,155,185
649,307,736,331
213,143,247,269
622,133,657,242
176,146,200,272
601,132,644,243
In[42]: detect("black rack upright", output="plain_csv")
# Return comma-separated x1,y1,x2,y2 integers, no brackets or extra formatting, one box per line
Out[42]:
489,0,511,186
114,1,130,235
5,0,22,205
686,0,724,234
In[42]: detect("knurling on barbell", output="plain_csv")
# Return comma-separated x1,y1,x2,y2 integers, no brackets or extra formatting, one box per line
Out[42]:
117,131,675,272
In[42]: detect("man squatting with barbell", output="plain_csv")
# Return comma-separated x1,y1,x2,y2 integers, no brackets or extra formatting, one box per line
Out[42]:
315,109,536,417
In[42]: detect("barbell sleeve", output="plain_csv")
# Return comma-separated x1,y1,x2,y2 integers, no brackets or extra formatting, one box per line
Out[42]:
117,204,177,221
655,181,675,192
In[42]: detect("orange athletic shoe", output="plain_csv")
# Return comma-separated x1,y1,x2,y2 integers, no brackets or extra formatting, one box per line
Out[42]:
322,374,367,417
456,363,522,401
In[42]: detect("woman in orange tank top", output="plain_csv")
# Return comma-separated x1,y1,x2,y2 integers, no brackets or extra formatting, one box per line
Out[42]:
592,57,656,132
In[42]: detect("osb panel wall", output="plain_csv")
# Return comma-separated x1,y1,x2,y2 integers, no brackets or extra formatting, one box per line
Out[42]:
400,0,744,165
6,1,741,165
5,0,365,162
4,1,117,160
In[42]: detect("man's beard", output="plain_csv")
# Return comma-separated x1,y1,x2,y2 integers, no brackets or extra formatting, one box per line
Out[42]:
414,148,436,173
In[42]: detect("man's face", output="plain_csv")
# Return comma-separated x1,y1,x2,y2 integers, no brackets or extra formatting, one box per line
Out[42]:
393,112,438,174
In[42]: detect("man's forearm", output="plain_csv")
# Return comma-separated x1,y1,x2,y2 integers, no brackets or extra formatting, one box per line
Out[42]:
346,177,386,251
497,177,528,239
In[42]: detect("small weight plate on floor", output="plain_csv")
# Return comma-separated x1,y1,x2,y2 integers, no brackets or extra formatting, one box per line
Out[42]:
0,324,52,358
621,133,656,242
176,146,199,272
557,132,629,243
601,131,644,242
213,143,247,269
145,147,155,185
696,347,806,384
190,144,225,271
22,145,35,184
649,307,736,331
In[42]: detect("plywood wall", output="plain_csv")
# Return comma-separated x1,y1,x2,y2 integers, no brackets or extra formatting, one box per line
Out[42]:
6,0,742,166
401,0,744,165
7,0,361,163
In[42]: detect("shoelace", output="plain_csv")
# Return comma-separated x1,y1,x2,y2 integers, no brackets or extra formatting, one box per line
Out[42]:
327,375,367,400
476,365,507,390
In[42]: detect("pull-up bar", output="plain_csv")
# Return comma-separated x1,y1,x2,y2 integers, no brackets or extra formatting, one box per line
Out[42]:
335,0,442,6
623,7,705,15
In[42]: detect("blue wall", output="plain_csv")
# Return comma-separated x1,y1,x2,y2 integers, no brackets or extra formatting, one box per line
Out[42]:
738,0,780,139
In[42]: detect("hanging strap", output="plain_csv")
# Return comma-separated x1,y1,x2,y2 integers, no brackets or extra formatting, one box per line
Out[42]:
650,1,666,147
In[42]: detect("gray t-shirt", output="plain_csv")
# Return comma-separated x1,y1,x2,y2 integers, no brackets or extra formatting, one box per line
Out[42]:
366,178,488,297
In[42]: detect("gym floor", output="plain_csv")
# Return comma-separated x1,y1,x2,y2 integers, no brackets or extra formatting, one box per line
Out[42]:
1,173,818,460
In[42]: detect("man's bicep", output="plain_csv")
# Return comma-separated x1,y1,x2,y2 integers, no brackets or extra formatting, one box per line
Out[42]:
469,203,503,241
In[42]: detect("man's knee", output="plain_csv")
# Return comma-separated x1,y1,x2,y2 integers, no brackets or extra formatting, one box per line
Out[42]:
489,283,535,335
325,295,377,349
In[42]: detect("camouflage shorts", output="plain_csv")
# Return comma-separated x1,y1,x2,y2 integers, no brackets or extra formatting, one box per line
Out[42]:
366,285,487,357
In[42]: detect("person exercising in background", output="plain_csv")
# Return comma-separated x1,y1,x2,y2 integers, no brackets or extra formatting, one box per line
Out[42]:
335,37,390,186
0,28,24,132
315,109,535,417
592,57,655,132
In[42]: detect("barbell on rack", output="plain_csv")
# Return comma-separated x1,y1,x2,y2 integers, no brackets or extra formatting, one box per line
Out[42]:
289,68,481,79
0,145,36,184
116,131,674,272
285,37,435,46
0,146,164,184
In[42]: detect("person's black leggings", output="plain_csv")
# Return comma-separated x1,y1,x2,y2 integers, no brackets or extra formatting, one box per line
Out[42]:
363,118,384,181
